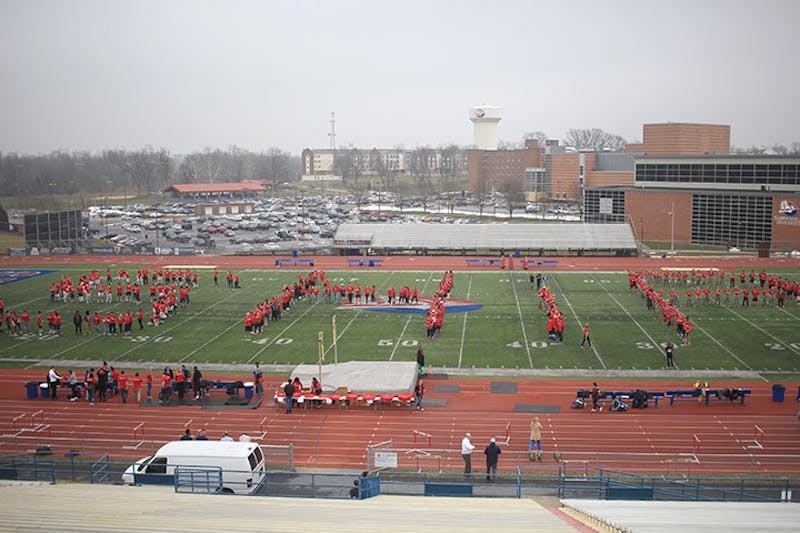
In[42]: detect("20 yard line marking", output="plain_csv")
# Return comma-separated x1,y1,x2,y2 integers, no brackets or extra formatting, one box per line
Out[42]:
510,272,533,368
725,307,800,356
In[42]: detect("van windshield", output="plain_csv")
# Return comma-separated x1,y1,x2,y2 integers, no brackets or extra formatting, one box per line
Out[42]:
136,456,154,473
248,447,263,470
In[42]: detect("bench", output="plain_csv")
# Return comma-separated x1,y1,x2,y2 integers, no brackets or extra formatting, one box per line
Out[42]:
527,259,559,267
274,258,315,268
576,389,663,407
347,258,384,268
465,258,502,267
666,388,751,406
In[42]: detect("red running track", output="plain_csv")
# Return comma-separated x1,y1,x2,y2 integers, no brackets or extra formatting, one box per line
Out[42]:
1,370,798,476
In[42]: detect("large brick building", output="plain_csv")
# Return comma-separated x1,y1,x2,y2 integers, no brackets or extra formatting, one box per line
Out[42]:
467,122,800,250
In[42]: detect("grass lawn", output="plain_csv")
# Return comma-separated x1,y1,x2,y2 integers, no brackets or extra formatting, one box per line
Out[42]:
0,266,798,374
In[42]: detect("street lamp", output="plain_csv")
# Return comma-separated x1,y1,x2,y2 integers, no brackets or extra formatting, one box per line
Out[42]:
669,201,675,255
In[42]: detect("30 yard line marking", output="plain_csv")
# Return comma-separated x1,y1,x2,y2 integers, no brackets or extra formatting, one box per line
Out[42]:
550,274,606,369
692,322,755,372
591,274,672,368
724,306,800,356
510,272,533,368
457,274,474,368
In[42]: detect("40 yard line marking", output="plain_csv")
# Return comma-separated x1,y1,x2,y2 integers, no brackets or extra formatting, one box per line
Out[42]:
457,273,474,368
550,274,606,369
510,272,533,368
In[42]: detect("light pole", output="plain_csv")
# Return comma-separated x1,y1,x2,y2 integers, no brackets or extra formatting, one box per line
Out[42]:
669,201,675,255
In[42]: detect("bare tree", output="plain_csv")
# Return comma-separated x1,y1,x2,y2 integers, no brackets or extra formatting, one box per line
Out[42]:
523,131,549,146
565,128,627,151
409,147,435,211
499,176,526,219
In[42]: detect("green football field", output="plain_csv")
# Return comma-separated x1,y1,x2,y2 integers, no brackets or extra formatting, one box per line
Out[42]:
1,266,799,372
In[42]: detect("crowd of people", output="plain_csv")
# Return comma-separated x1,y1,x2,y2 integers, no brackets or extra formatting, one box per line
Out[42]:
0,266,203,338
424,271,453,339
538,286,566,342
629,269,799,308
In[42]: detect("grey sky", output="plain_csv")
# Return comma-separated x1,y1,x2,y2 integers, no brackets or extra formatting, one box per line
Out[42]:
1,0,798,155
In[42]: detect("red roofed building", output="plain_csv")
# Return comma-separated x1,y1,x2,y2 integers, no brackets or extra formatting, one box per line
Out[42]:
163,181,266,198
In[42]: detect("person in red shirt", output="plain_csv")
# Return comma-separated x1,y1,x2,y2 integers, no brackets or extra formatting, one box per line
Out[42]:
159,370,172,404
118,371,129,403
580,324,592,348
36,311,43,336
146,369,154,400
132,372,143,403
175,369,186,400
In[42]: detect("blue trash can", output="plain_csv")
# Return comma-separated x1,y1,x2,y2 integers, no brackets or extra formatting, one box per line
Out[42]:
772,384,785,402
25,381,38,400
39,383,49,398
796,385,800,402
243,381,254,399
292,250,298,258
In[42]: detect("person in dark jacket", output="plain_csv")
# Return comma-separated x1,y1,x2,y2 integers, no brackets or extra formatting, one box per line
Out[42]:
484,438,502,482
283,378,294,413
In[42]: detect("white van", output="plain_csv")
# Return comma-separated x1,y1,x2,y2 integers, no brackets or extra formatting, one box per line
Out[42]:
122,441,265,494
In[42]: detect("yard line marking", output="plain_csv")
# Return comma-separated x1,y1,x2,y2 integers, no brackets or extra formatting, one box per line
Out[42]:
321,272,396,359
691,322,755,371
775,305,800,321
591,274,673,368
509,272,533,368
723,307,800,356
178,318,243,363
389,272,434,361
457,274,474,368
246,301,322,363
550,274,606,369
110,289,244,362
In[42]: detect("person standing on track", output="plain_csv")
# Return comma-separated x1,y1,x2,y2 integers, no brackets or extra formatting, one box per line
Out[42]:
283,378,294,413
528,417,543,460
580,323,592,349
484,437,501,482
414,379,425,411
461,432,475,478
590,382,602,412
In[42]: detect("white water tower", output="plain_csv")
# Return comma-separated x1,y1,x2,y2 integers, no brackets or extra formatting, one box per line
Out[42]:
469,105,503,150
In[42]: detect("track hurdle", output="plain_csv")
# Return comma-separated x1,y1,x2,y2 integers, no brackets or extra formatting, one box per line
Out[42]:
30,410,44,426
259,416,269,439
495,422,511,445
412,429,432,447
692,434,701,455
132,423,145,440
747,425,765,450
11,414,26,431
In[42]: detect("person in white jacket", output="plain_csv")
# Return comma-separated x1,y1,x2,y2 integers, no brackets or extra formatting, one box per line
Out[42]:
461,432,475,477
47,367,62,400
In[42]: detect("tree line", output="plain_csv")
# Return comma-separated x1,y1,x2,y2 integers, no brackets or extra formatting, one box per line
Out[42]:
0,147,299,206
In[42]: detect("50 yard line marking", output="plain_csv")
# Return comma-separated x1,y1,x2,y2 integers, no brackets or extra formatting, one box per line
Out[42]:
389,271,434,361
510,272,533,368
457,274,474,368
550,274,606,369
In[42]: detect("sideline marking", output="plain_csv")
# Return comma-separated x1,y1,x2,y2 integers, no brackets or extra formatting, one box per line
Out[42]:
550,274,606,369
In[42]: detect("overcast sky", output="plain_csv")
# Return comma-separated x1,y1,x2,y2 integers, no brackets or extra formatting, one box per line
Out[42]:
1,0,798,156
